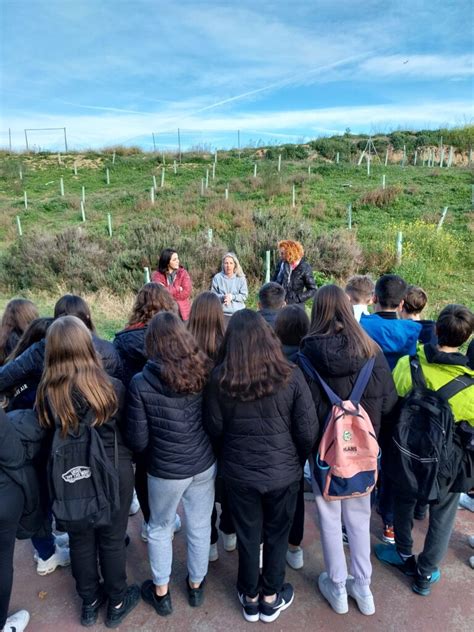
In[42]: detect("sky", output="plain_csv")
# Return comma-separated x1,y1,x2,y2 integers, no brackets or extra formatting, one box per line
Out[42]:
0,0,473,151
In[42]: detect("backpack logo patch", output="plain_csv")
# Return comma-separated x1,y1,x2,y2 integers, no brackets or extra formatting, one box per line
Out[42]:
343,430,352,441
62,466,91,483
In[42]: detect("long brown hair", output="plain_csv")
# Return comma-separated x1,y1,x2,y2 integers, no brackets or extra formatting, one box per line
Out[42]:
54,294,95,331
146,312,210,393
188,292,225,362
0,299,39,364
128,283,177,327
217,309,292,401
307,284,379,358
7,317,54,362
36,316,117,436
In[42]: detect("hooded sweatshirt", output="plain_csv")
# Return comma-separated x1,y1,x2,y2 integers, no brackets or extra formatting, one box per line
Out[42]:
360,312,422,370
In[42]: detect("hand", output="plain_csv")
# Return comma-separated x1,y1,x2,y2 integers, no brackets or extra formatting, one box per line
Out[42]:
223,293,233,305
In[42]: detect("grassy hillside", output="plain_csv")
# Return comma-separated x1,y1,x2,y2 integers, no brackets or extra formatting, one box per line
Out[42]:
0,139,472,336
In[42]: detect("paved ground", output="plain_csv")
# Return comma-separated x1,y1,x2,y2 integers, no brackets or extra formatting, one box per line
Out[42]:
9,501,474,632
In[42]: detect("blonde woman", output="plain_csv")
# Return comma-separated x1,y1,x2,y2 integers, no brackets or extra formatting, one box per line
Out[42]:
211,253,248,319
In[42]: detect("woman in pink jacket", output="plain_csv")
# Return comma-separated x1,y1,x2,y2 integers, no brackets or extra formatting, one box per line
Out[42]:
151,249,192,321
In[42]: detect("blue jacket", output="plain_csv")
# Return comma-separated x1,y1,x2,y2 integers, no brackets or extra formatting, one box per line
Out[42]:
360,313,421,370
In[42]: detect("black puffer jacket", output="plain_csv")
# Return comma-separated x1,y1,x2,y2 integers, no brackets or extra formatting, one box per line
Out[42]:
204,366,318,493
0,335,122,396
126,361,215,479
113,326,147,386
272,258,317,305
299,334,398,446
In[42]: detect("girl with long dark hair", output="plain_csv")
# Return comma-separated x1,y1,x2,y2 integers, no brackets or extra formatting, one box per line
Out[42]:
299,285,397,616
36,316,139,628
152,248,192,321
114,283,179,535
188,292,235,561
127,312,215,617
205,309,317,623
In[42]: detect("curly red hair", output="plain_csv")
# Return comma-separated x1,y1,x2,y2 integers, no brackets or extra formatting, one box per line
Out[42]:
277,240,304,264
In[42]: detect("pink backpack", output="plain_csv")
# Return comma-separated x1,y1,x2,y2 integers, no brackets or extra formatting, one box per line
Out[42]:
298,354,380,501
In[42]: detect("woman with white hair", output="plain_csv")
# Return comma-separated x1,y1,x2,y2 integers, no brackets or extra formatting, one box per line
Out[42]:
211,253,248,320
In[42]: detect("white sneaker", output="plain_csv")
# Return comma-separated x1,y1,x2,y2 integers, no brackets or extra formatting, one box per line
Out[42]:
286,547,304,570
174,514,182,533
470,555,474,569
318,572,348,614
129,489,140,516
140,521,149,542
223,532,237,552
36,546,70,576
459,494,474,512
346,576,375,615
4,610,30,632
468,535,474,549
209,543,219,562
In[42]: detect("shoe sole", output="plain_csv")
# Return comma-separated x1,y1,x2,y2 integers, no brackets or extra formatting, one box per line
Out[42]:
286,559,304,570
347,590,375,616
242,609,259,623
37,561,70,576
105,598,140,628
381,536,395,545
209,554,219,562
259,592,294,623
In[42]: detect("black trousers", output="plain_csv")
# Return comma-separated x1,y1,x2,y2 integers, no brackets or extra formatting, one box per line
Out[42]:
226,480,299,598
134,457,150,523
0,480,24,629
211,476,235,544
68,460,134,604
288,476,305,547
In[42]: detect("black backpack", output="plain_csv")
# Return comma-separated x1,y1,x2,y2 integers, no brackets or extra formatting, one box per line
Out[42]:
48,414,120,532
387,356,474,503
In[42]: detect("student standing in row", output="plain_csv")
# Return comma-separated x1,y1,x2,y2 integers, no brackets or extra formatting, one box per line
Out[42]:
205,310,318,623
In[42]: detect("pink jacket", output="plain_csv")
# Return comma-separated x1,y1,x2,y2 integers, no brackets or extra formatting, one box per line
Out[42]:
151,267,192,321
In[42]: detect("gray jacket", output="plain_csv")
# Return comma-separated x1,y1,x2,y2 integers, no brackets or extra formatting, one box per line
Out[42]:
211,272,248,315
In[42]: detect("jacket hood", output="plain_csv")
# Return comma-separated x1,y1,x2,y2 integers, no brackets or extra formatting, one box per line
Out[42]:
114,326,147,360
300,334,366,378
423,343,472,370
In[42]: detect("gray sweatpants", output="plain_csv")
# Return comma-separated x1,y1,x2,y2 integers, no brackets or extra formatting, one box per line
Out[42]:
147,463,216,586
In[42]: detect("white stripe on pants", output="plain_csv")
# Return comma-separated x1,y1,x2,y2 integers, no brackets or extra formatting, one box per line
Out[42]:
147,463,216,586
313,480,372,587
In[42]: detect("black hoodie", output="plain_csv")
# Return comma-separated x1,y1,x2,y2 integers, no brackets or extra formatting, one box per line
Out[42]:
299,333,398,445
126,360,215,479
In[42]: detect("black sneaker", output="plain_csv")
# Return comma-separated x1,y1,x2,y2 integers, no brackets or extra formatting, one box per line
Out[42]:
238,592,259,623
81,592,106,627
412,568,441,596
259,583,294,623
141,579,172,617
186,576,206,608
105,584,140,628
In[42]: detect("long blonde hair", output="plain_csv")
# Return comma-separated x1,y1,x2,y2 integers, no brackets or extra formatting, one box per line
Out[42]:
221,252,244,277
36,316,117,436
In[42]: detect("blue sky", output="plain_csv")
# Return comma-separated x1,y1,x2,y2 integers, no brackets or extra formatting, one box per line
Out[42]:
0,0,472,150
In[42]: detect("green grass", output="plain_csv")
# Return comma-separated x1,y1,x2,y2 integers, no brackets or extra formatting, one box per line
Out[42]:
0,147,472,326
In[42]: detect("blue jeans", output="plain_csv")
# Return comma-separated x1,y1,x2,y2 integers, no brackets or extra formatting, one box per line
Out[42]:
148,463,216,586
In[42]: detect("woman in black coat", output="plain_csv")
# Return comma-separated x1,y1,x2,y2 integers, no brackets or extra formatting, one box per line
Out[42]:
271,240,317,307
298,285,397,617
205,309,318,624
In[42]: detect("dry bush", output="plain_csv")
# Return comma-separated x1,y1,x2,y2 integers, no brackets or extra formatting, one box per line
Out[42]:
312,230,363,279
102,145,143,156
173,214,201,231
358,185,401,208
404,185,419,196
249,176,264,190
307,200,327,219
287,173,308,185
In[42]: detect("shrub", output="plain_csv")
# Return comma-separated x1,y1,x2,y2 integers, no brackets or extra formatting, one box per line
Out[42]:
311,230,363,279
357,185,401,208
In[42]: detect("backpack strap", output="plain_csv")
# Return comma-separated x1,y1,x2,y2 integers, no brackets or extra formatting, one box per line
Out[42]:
349,356,376,404
436,374,474,402
297,352,341,406
409,355,427,389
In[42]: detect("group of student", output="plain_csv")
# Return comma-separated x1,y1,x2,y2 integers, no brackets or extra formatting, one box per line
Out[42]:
0,240,473,632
